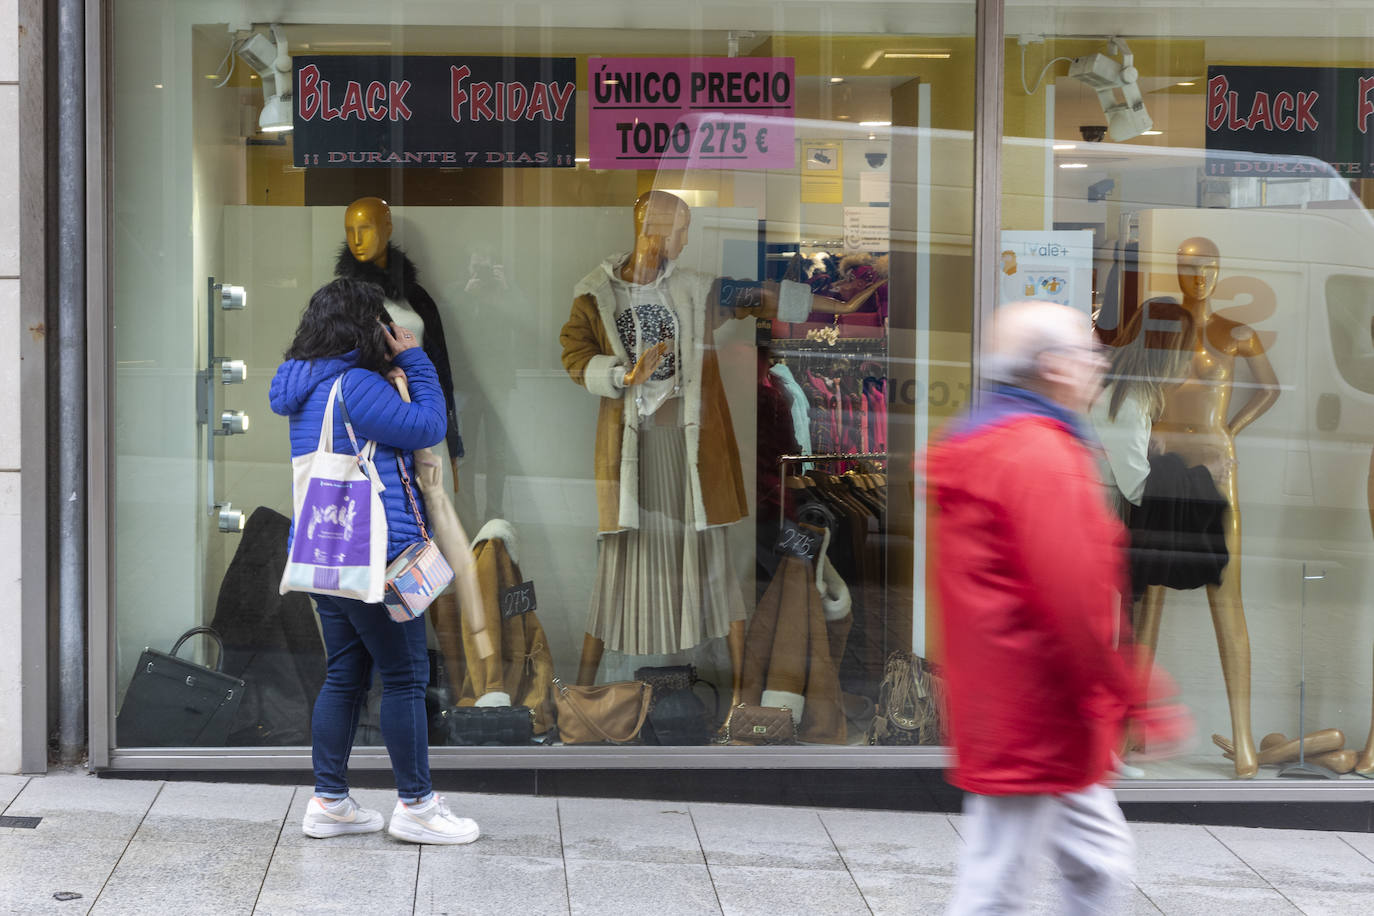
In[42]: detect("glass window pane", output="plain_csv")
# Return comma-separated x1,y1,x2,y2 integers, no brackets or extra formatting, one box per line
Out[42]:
1003,4,1374,780
110,2,975,757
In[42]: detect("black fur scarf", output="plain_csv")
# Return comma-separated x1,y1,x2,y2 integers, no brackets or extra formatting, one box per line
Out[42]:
334,242,463,460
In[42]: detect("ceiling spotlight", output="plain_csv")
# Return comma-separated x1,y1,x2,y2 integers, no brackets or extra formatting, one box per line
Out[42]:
1141,129,1163,136
1059,162,1089,169
217,502,247,533
859,120,892,127
237,25,293,133
830,77,845,84
1066,38,1153,141
218,410,250,435
1176,81,1196,87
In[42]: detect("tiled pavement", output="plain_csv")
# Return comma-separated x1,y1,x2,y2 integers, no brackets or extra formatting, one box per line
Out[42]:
0,771,1370,914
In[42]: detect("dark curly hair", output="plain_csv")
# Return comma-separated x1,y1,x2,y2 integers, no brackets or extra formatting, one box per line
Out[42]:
284,278,393,372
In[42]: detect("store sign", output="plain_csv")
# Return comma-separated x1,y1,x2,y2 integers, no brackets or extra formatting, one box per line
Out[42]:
1204,65,1374,177
292,55,577,168
997,230,1094,314
587,57,795,170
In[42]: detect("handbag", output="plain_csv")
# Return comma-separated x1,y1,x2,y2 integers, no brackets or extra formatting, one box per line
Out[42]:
722,704,796,745
115,626,246,747
279,376,388,603
430,705,535,746
380,446,454,623
634,664,720,716
644,688,714,746
551,677,651,745
634,664,721,746
866,651,942,747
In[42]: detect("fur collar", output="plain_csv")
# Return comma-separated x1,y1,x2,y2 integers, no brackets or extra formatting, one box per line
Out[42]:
334,243,419,302
472,518,519,565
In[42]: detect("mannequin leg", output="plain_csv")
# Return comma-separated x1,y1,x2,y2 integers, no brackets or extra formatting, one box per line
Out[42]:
727,619,746,708
1354,452,1374,774
577,633,604,686
1356,644,1374,775
1206,507,1257,779
1134,586,1166,658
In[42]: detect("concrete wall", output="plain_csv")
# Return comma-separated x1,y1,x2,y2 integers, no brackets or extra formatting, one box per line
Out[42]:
0,0,21,773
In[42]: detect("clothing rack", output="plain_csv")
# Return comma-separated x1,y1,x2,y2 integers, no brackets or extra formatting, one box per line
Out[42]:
777,452,887,531
769,337,888,353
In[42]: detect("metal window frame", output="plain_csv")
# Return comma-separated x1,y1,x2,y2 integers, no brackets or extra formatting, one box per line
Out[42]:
67,0,1374,801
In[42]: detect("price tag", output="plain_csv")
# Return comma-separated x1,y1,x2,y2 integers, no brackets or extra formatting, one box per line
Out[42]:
499,581,537,619
775,521,822,562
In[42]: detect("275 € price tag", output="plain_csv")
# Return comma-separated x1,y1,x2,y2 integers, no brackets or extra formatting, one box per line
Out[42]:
499,581,537,619
775,521,822,562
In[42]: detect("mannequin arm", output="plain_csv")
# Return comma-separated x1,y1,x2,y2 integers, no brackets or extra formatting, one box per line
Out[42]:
710,276,886,326
1229,331,1279,436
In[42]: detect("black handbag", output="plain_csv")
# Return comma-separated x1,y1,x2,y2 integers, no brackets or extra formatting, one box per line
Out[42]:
430,705,536,746
116,626,246,747
644,688,713,746
635,665,720,746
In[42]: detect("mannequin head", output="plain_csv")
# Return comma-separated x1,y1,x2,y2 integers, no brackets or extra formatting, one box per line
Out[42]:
345,197,393,267
632,190,691,262
1176,236,1220,303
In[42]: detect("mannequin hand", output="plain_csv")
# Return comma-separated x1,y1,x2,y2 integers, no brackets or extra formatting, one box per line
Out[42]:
623,341,669,387
381,321,421,357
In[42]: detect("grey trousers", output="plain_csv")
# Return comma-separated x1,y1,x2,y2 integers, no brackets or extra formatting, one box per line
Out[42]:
947,783,1135,915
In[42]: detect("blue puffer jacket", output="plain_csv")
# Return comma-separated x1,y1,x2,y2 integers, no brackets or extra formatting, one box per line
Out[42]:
269,347,447,563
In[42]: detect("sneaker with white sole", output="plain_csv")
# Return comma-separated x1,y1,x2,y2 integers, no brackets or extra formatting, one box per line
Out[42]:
387,795,480,845
301,795,385,838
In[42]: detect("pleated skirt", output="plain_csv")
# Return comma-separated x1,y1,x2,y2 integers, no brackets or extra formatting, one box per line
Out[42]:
587,422,745,655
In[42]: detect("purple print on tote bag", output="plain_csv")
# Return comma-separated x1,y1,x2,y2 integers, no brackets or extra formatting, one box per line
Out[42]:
291,477,373,567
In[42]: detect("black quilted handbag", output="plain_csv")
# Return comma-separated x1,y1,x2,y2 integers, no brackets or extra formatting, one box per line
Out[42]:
430,705,536,746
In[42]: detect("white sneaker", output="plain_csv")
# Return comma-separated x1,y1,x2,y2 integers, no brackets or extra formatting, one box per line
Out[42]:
387,795,480,845
301,795,385,838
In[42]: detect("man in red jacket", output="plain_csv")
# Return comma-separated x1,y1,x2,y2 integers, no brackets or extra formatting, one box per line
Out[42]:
928,301,1142,914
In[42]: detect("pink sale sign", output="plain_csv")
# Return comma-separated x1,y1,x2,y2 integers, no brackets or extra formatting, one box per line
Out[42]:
587,57,795,170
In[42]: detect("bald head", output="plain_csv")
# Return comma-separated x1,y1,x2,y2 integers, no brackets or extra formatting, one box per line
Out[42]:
983,301,1103,413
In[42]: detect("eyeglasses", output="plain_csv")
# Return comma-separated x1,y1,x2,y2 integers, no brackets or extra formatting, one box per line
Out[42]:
1040,342,1109,364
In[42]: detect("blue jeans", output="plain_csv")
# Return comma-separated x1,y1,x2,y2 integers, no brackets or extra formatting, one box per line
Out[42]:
311,594,433,804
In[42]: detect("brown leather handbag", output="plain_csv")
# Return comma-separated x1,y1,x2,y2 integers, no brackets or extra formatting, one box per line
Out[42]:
722,704,796,745
551,677,652,745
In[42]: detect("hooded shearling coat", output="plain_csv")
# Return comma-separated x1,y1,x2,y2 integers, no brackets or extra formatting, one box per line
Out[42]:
560,256,811,534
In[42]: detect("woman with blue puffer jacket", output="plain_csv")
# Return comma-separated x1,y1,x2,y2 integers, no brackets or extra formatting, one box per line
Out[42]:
269,277,479,846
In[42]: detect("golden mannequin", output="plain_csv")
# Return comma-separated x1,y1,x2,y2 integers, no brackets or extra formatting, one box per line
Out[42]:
575,191,880,700
1135,237,1280,779
344,195,467,694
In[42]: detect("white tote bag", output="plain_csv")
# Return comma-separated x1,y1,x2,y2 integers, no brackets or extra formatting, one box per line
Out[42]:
279,376,388,603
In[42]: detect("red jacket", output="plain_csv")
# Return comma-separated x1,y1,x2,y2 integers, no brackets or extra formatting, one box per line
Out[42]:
927,402,1140,796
